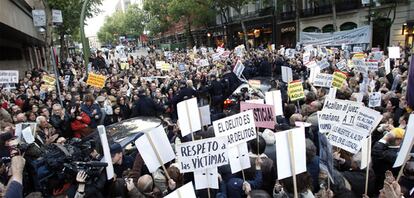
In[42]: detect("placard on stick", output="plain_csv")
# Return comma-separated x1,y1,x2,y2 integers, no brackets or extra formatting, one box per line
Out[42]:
194,167,219,190
177,98,202,137
199,105,211,126
176,137,228,173
87,73,106,88
135,125,175,173
240,102,275,129
97,125,115,180
265,90,284,116
393,114,414,168
327,124,365,154
332,71,347,89
165,182,197,198
288,81,305,101
0,70,18,84
228,142,251,174
368,92,381,107
213,110,256,147
275,127,307,179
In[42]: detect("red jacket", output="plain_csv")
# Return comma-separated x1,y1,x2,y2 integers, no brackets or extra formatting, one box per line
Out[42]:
71,112,91,131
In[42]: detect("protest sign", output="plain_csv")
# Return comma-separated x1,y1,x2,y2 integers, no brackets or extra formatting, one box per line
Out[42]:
354,106,382,136
120,62,129,70
228,142,251,173
327,124,365,154
246,99,264,104
135,125,175,173
165,182,197,198
318,59,330,70
360,137,371,170
194,167,219,190
0,70,18,84
265,90,283,116
336,60,348,71
319,134,334,183
233,60,245,78
64,75,70,87
288,81,305,101
327,87,337,99
275,127,307,179
248,80,261,89
178,63,186,72
22,126,35,144
199,59,209,67
220,51,231,58
155,61,165,69
161,63,172,71
217,47,225,53
313,73,333,88
212,53,221,61
372,51,383,61
385,58,391,74
97,126,115,180
213,110,256,147
393,114,414,168
332,71,347,89
281,66,293,83
235,45,245,57
353,46,363,53
42,75,56,85
309,66,321,83
86,73,106,88
368,92,381,107
365,62,378,72
240,102,275,129
318,99,362,133
305,61,318,68
199,105,211,126
176,137,228,172
177,98,202,137
388,47,400,59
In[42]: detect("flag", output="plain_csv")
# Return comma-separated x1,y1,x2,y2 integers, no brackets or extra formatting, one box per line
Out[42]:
407,55,414,109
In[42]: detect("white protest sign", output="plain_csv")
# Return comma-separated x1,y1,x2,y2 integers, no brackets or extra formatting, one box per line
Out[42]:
155,61,165,69
165,182,197,198
327,124,365,154
0,70,18,84
275,127,307,179
365,62,378,72
388,47,400,59
305,61,318,68
199,105,211,126
303,51,311,63
217,47,225,53
22,127,35,144
372,51,383,61
212,53,221,61
360,137,371,169
235,45,245,57
354,106,383,136
318,59,330,70
135,125,175,173
393,114,414,168
177,98,202,137
313,73,333,88
213,110,256,147
228,142,251,173
318,99,362,133
32,10,46,26
309,66,321,83
265,90,284,116
355,93,364,102
199,59,209,67
52,9,63,23
353,46,363,53
281,66,293,83
385,58,391,74
246,99,264,104
327,87,337,99
194,167,219,190
233,60,245,78
97,125,115,180
176,137,228,173
336,60,347,71
368,92,381,107
14,124,22,142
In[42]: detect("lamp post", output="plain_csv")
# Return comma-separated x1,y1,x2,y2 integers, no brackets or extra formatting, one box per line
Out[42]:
80,0,91,76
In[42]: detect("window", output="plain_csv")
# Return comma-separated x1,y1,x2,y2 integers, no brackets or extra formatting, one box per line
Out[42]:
340,22,357,31
303,26,321,32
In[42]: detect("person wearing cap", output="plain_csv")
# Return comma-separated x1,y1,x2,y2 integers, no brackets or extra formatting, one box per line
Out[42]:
372,127,405,192
110,143,134,178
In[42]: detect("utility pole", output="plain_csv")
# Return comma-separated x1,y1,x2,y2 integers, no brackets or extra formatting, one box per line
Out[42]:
331,0,337,32
295,0,300,44
368,0,373,49
80,0,91,76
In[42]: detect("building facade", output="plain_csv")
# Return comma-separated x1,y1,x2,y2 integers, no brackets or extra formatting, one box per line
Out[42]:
0,0,45,73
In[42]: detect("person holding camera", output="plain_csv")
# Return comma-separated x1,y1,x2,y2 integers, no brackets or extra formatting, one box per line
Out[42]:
4,156,25,198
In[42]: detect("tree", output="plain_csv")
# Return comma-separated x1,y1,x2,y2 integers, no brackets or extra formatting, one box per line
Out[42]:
143,0,171,36
167,0,216,47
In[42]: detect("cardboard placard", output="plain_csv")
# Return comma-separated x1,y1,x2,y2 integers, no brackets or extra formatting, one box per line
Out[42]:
368,92,381,107
177,98,202,137
365,62,378,72
155,61,165,69
213,110,256,147
86,73,106,88
228,142,251,173
281,66,293,83
354,106,383,136
313,73,333,88
388,47,400,59
288,81,305,101
265,90,284,116
0,70,18,84
240,102,275,129
42,75,56,85
233,60,245,78
199,105,211,126
332,71,347,89
176,137,228,172
393,114,414,167
97,126,115,180
165,182,197,198
248,80,261,89
318,99,362,133
327,124,365,154
194,167,219,190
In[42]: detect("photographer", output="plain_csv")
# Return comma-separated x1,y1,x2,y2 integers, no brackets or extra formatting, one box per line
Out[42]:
4,156,25,198
74,171,87,198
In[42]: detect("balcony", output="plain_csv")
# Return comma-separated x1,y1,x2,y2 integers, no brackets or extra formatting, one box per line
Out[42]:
228,6,275,22
280,11,296,21
299,0,360,18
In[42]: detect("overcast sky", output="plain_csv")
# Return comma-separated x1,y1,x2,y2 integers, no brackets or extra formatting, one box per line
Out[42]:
85,0,117,37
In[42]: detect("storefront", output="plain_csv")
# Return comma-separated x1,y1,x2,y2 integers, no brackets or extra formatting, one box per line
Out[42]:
403,21,414,50
277,22,296,48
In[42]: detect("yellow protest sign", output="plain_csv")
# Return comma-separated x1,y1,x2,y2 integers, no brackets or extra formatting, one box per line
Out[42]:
161,63,171,71
86,73,106,88
42,75,56,86
120,62,129,70
332,71,347,89
248,80,261,89
288,80,305,101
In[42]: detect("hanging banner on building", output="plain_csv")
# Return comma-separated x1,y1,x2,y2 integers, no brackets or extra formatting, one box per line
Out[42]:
52,9,63,23
176,137,228,173
300,26,371,46
213,110,256,147
240,102,275,129
332,71,347,89
32,10,46,27
86,73,106,88
288,81,305,101
0,70,18,84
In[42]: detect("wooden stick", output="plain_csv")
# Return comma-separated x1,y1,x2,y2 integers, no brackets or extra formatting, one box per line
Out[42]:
397,136,414,181
185,101,194,141
364,136,372,195
287,132,298,198
237,145,246,181
256,127,260,156
145,132,171,180
207,188,211,198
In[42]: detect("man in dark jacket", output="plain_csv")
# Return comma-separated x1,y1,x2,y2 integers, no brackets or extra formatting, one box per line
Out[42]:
207,75,224,112
93,50,107,71
49,103,72,138
131,89,164,117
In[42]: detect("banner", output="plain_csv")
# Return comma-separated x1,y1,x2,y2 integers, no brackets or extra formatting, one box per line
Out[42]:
240,102,275,129
0,70,18,84
327,125,365,154
318,99,362,133
332,71,347,89
42,75,56,86
87,73,106,88
300,26,371,46
176,137,228,172
213,110,256,147
365,62,378,72
313,73,333,88
288,81,305,101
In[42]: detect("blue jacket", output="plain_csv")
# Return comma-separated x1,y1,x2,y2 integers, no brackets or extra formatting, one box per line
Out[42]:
81,103,102,129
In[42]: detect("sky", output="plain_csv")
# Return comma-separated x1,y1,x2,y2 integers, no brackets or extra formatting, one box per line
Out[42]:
85,0,118,37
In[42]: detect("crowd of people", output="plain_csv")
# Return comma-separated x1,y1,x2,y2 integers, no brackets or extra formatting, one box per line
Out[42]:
0,42,413,198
